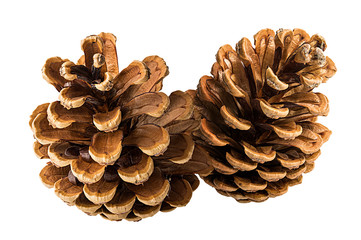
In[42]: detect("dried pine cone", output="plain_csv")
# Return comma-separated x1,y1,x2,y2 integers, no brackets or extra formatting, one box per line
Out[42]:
194,28,336,203
30,33,212,221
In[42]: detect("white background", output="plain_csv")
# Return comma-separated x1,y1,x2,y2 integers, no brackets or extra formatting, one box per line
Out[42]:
1,0,359,239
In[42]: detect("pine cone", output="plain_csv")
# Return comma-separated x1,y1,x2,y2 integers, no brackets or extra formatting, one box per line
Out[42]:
194,28,336,203
30,33,212,221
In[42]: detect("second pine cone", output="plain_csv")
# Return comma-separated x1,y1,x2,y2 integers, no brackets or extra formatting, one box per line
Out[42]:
193,28,336,203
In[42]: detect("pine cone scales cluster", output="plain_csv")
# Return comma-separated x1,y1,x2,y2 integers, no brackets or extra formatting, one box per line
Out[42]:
30,33,212,221
30,28,336,221
194,28,336,203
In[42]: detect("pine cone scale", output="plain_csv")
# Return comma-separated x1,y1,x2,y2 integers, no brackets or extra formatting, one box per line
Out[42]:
71,153,105,184
104,187,136,214
126,168,170,206
111,61,149,102
33,141,49,159
80,35,104,69
54,176,83,204
47,101,93,129
122,92,169,119
89,130,123,165
48,142,78,167
97,33,119,76
42,57,71,91
226,151,258,171
83,177,119,204
33,113,95,145
75,193,102,214
93,106,122,132
117,153,154,184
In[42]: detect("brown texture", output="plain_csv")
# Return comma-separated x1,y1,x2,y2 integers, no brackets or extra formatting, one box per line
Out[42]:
31,33,212,221
194,28,336,203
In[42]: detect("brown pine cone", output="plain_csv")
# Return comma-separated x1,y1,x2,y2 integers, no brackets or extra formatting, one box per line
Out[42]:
30,33,212,221
194,28,336,203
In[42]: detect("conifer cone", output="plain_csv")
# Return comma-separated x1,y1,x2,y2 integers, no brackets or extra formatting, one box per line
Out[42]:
194,28,336,203
30,33,212,221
